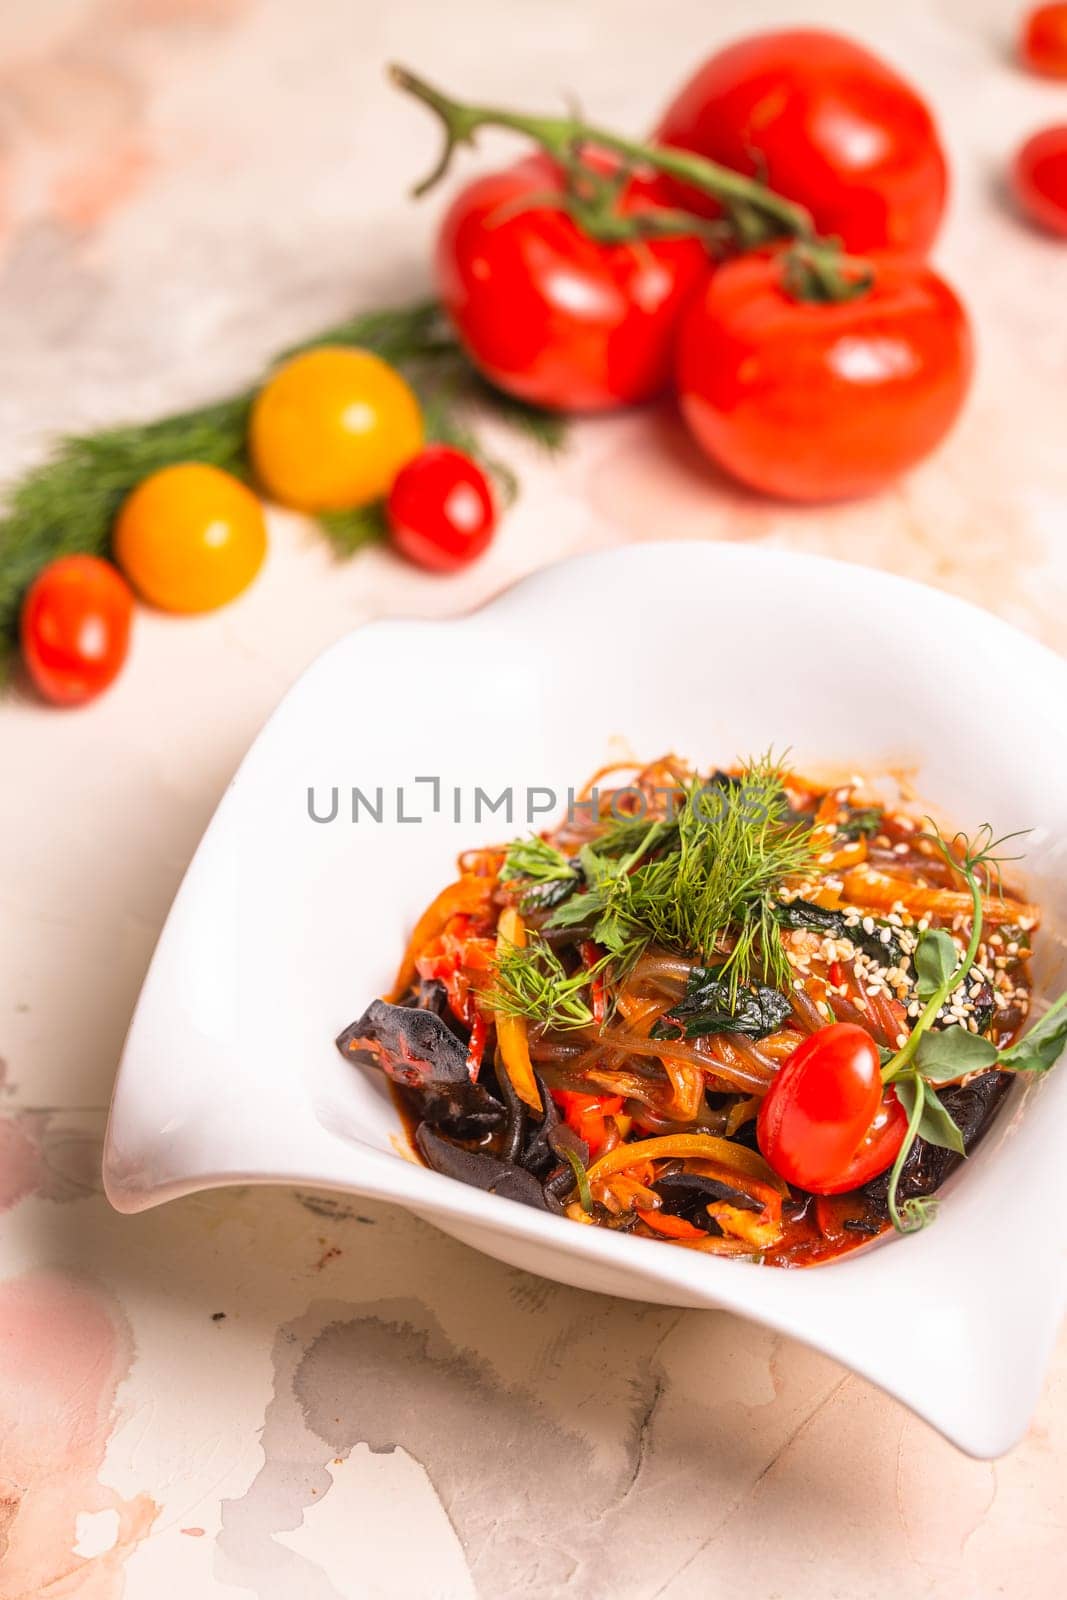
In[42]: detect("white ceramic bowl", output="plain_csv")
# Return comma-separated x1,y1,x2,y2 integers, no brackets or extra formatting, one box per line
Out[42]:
104,544,1067,1457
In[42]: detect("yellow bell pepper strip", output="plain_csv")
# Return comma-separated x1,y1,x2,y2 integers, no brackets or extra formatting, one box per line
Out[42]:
586,1132,784,1190
493,907,543,1111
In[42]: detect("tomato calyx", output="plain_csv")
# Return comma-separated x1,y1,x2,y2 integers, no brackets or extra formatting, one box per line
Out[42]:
780,239,876,306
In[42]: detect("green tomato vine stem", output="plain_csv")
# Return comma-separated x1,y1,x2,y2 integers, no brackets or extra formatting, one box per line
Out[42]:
390,65,874,299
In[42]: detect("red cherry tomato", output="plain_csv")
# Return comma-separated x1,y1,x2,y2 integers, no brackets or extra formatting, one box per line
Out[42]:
20,555,133,706
435,153,709,412
1012,126,1067,238
1021,4,1067,77
757,1023,886,1193
675,253,973,502
654,29,948,255
387,446,497,572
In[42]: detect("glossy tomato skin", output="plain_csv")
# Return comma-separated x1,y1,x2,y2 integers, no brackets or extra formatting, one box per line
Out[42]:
757,1023,883,1193
387,446,496,572
1021,4,1067,77
1013,126,1067,238
114,462,267,613
676,254,973,502
436,154,709,412
21,555,133,706
813,1089,908,1194
250,348,423,512
655,29,948,255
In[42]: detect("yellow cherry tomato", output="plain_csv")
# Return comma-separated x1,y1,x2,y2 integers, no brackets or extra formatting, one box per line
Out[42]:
249,347,423,511
113,462,267,613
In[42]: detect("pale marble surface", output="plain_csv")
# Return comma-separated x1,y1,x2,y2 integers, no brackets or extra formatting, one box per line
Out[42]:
1,1,1066,1596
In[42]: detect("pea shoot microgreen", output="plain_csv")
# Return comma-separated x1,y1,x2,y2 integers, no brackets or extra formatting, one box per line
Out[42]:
876,823,1067,1233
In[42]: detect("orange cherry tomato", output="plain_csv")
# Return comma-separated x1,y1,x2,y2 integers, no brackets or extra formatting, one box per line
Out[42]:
114,462,266,613
249,347,423,511
20,555,133,706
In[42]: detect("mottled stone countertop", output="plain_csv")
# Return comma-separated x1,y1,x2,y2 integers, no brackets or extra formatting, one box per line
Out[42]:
1,2,1066,1596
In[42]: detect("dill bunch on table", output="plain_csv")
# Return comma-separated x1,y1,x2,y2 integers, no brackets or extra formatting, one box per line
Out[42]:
0,299,565,687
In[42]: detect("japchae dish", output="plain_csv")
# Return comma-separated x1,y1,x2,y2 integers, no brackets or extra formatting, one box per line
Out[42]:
337,756,1067,1268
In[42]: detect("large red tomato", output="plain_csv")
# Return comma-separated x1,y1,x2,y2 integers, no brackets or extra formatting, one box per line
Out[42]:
435,154,709,411
655,30,948,255
675,252,973,502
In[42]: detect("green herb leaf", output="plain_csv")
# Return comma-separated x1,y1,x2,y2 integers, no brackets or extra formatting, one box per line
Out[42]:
913,929,959,1001
650,968,792,1042
501,837,577,885
999,991,1067,1074
775,900,903,970
914,1028,998,1082
895,1076,967,1155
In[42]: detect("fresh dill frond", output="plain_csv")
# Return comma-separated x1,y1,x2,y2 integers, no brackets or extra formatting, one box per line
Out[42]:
488,934,601,1030
627,756,812,991
548,754,814,991
589,810,682,860
317,502,389,553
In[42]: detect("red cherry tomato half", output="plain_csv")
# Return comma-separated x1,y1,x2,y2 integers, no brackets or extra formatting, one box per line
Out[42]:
20,555,133,706
386,446,497,572
1012,126,1067,239
813,1088,909,1194
675,253,974,502
654,29,948,256
436,153,709,412
757,1023,885,1193
1021,4,1067,77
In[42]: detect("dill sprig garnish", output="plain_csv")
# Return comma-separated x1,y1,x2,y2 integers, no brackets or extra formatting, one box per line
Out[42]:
0,298,565,685
488,933,603,1031
630,760,814,991
547,755,814,992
